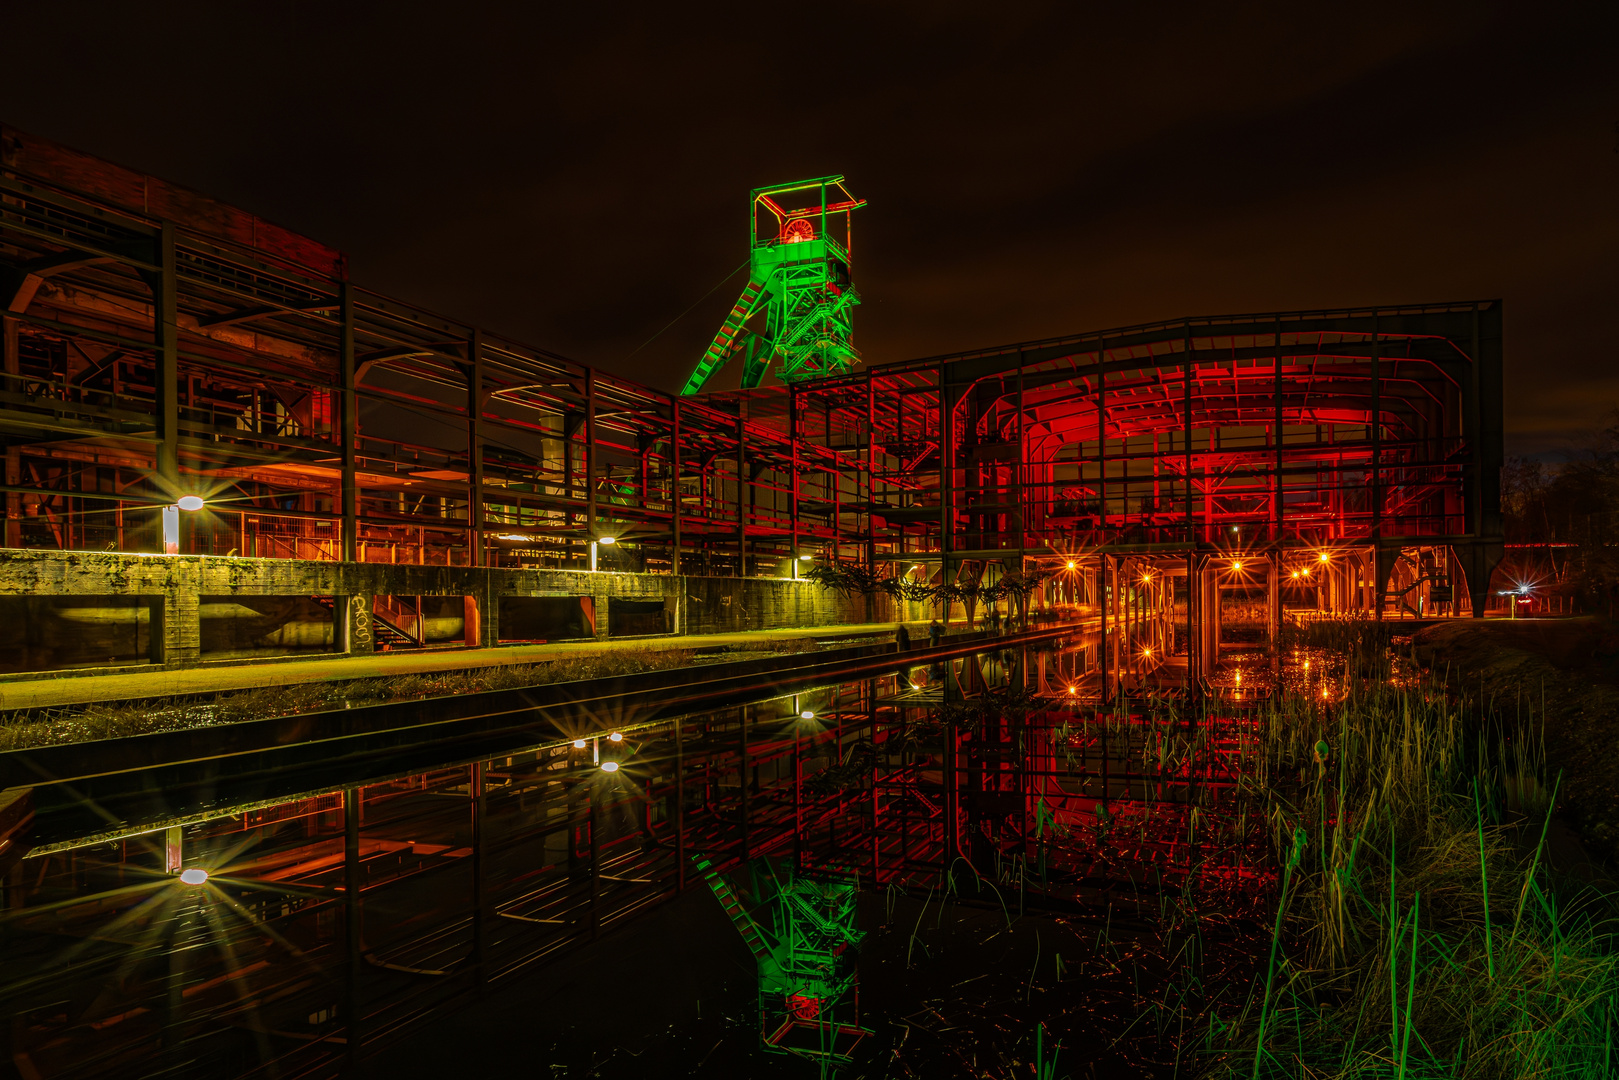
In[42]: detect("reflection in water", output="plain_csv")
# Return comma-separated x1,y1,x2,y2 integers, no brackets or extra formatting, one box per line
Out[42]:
0,637,1288,1077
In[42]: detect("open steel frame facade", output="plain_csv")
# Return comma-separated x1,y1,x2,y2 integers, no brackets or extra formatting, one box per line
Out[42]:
0,125,1504,629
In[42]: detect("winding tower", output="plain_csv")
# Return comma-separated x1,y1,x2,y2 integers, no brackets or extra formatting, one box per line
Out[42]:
679,176,865,395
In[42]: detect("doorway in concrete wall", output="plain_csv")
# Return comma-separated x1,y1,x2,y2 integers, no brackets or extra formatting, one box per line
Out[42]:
200,596,336,660
370,596,475,650
607,598,670,637
498,596,594,643
0,596,158,673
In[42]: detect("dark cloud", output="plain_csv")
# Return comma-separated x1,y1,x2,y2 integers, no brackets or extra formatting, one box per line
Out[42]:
4,1,1615,453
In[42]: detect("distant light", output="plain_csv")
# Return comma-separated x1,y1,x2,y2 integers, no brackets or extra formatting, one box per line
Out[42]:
1318,552,1330,563
600,761,620,773
1066,561,1076,570
608,731,623,742
1518,585,1530,595
1302,568,1311,577
1303,659,1311,671
176,495,205,512
1068,686,1076,694
1231,525,1239,532
497,533,538,542
801,710,815,720
572,738,586,749
1232,561,1243,571
1140,573,1151,584
798,554,812,562
1142,646,1153,658
1291,570,1299,579
597,535,617,546
179,868,209,885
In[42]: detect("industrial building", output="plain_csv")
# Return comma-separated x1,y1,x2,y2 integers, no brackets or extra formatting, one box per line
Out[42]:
0,126,1505,1077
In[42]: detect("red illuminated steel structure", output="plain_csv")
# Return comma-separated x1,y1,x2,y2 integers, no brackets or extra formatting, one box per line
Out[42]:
0,124,1503,642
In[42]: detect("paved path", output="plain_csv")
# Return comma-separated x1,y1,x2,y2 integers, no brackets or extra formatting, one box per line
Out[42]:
0,622,926,712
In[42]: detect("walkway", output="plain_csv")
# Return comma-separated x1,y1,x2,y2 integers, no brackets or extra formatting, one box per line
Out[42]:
0,622,925,712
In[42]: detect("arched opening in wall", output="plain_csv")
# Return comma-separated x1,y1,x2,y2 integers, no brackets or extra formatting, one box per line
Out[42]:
1374,546,1465,620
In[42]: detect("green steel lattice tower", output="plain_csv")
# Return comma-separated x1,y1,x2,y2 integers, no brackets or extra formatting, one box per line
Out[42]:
680,176,865,395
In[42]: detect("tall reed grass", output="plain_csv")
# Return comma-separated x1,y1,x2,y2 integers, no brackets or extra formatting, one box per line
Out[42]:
1206,626,1618,1078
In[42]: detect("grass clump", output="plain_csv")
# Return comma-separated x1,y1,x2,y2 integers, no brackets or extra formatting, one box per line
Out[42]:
1204,633,1619,1078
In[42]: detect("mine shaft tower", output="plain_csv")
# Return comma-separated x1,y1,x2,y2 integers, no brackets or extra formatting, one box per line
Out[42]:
680,176,865,395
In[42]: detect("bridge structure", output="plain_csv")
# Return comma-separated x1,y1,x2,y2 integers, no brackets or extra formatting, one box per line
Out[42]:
0,123,1504,691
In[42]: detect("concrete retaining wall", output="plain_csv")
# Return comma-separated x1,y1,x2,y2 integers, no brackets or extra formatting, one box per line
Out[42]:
0,551,895,673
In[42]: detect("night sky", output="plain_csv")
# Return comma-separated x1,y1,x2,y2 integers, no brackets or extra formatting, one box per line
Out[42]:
5,2,1616,456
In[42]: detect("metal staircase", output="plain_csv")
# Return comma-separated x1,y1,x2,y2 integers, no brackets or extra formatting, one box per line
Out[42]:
679,280,768,396
691,855,775,965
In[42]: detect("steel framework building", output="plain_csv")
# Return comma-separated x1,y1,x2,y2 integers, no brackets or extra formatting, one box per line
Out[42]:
0,125,1504,643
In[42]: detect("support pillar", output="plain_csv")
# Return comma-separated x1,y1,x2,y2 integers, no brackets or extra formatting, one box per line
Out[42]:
3,316,18,548
340,283,359,560
344,786,363,1065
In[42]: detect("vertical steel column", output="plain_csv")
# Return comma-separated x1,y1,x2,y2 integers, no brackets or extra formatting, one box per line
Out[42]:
339,283,358,561
1183,323,1194,541
470,761,487,981
1096,338,1107,536
1273,318,1283,544
789,386,800,560
739,705,751,859
1370,315,1381,620
467,330,485,566
588,779,600,939
938,363,952,610
586,368,597,545
736,414,747,576
1099,552,1108,702
674,718,686,891
154,224,179,498
671,399,683,575
865,373,876,573
1013,350,1027,577
2,315,18,548
343,786,362,1064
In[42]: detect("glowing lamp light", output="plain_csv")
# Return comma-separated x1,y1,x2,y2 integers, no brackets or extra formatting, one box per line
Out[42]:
1231,525,1239,533
1067,685,1077,695
600,761,620,773
1066,561,1076,570
608,731,623,742
801,710,815,720
572,738,587,749
179,868,209,886
1290,570,1299,579
1318,552,1330,564
1231,561,1243,572
176,495,205,512
1142,646,1153,658
798,554,812,562
1302,568,1311,577
597,535,617,546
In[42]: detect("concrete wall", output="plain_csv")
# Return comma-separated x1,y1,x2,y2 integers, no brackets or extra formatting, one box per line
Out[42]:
0,551,896,673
